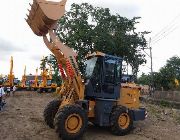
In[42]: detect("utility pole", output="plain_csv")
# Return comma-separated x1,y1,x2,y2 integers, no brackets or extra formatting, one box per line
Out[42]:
149,37,154,92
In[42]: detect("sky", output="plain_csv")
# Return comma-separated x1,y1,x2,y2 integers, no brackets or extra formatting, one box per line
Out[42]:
0,0,180,79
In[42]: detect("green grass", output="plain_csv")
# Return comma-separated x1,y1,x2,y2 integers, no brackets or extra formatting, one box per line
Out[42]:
160,100,171,107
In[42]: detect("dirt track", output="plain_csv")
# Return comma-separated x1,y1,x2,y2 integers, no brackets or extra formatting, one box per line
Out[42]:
0,91,180,140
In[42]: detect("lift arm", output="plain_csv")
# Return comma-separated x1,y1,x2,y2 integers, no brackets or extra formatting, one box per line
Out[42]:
26,0,85,103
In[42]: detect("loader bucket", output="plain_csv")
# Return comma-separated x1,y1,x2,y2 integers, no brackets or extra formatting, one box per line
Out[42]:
26,0,67,36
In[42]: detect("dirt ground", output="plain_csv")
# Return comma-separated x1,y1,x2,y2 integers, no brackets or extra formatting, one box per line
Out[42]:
0,91,180,140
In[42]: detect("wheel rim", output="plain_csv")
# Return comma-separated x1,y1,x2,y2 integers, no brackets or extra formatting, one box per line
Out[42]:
65,113,82,134
118,113,130,129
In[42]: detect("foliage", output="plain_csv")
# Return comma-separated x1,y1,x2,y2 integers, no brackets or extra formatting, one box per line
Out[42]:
159,100,172,108
159,56,180,90
138,56,180,90
40,56,48,70
137,73,151,85
40,55,62,86
56,3,148,76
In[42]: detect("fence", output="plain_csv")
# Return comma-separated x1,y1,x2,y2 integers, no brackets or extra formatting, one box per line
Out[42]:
151,91,180,102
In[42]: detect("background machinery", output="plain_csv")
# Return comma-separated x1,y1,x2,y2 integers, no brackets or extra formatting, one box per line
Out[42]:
19,66,29,90
47,64,57,90
0,74,4,86
38,65,57,93
26,0,146,139
31,68,39,91
3,56,16,88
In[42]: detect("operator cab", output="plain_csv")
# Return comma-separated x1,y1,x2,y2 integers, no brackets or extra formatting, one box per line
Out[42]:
47,80,52,86
0,78,4,85
25,81,30,87
85,52,122,99
14,78,19,86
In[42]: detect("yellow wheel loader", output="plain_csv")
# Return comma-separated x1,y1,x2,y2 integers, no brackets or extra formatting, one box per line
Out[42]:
26,0,147,139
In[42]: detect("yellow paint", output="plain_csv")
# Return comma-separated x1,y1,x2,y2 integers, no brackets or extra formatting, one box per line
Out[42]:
31,68,39,89
118,83,140,109
20,65,27,88
65,113,82,134
175,78,179,87
86,51,105,59
118,113,130,129
3,56,15,87
88,101,95,118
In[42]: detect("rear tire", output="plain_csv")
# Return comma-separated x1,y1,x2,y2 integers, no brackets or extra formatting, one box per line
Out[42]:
37,88,42,93
110,106,133,136
44,99,61,128
54,104,88,140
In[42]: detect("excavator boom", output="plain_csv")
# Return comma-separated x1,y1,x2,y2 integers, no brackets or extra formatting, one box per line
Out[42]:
4,56,14,87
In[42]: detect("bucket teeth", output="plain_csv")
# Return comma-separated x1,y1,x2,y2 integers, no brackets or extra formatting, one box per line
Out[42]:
26,0,67,36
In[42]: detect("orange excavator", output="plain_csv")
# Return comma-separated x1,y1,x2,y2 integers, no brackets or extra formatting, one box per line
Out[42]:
38,64,57,93
3,56,15,88
19,66,28,90
31,68,39,91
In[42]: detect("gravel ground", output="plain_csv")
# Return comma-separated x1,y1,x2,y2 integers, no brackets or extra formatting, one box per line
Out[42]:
0,91,180,140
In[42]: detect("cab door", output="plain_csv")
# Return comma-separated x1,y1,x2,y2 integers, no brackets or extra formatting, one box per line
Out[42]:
102,56,122,99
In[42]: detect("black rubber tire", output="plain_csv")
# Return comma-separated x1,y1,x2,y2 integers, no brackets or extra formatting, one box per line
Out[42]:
44,99,61,128
54,104,88,140
110,106,133,136
37,88,42,93
47,88,52,93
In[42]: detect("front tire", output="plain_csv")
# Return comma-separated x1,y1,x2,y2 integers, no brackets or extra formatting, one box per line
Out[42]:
110,106,133,136
54,104,88,140
43,99,61,128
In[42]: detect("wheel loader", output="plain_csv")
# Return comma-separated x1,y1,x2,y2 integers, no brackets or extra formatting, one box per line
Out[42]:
26,0,147,139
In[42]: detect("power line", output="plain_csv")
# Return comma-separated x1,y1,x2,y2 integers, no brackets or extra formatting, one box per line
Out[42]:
152,25,179,45
151,14,180,42
151,23,178,43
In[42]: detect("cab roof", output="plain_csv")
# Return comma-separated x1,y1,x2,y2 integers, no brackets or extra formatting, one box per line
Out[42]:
86,51,122,60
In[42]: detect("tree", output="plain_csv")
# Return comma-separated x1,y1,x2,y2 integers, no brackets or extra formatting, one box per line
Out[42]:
40,55,62,86
48,54,62,86
40,56,48,71
158,56,180,90
138,56,180,90
56,3,148,76
137,73,151,85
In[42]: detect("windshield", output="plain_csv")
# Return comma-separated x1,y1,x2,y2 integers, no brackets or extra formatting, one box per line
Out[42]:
47,80,52,86
14,79,19,84
0,79,3,84
25,81,29,86
85,57,98,78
